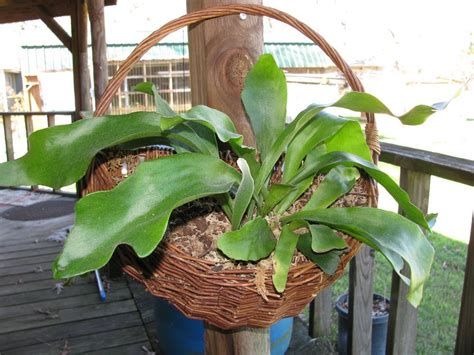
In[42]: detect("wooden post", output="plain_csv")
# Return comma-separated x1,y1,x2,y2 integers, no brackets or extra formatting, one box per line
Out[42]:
24,114,34,140
387,168,430,355
47,114,56,127
71,0,92,119
187,1,267,353
309,287,332,338
204,323,270,355
455,213,474,355
2,114,14,161
187,0,263,148
87,0,108,107
348,244,374,354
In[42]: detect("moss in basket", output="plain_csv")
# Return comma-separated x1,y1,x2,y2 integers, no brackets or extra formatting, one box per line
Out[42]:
0,54,451,307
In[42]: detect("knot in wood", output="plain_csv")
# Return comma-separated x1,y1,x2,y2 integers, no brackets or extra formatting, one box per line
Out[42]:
221,49,252,92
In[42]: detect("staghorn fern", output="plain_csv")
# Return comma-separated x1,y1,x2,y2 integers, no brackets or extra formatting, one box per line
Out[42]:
0,54,450,306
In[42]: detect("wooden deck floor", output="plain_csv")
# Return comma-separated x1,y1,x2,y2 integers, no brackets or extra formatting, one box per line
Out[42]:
0,189,154,354
0,189,332,355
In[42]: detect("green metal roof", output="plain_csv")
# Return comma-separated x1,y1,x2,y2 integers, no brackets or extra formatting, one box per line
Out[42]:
20,42,333,74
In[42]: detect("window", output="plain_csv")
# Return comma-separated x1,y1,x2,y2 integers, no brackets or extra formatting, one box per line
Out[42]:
108,60,191,114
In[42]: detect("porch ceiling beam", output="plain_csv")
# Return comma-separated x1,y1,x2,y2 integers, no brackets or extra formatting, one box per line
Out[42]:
34,5,72,51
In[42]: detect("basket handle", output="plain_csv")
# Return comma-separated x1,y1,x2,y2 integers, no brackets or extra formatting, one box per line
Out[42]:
95,4,379,158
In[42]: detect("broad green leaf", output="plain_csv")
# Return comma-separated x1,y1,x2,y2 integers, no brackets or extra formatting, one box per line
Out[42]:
0,112,164,189
217,217,276,261
53,153,240,279
260,183,295,216
283,112,348,182
284,207,435,306
133,82,175,116
161,105,243,149
297,233,341,274
309,224,347,253
160,105,259,174
231,159,254,229
272,224,299,292
166,122,218,156
290,151,429,229
325,120,371,161
274,145,327,215
274,177,313,215
254,92,446,195
303,166,359,211
241,54,287,161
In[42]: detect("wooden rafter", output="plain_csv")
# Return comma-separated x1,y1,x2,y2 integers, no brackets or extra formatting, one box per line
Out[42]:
0,0,116,24
34,5,72,51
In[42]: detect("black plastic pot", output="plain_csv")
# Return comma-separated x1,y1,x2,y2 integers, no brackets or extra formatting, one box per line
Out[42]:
335,293,390,355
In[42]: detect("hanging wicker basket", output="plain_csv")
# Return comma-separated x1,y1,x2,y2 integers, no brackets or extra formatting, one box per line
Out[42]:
85,4,380,330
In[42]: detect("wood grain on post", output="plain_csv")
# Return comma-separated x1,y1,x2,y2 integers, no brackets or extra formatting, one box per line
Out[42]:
187,0,263,147
348,244,374,354
2,115,14,161
87,0,108,106
387,168,430,355
71,0,92,119
204,322,270,355
455,214,474,355
309,287,332,338
187,1,267,353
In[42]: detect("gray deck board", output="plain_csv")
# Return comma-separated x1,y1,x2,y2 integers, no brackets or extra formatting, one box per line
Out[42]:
0,190,153,353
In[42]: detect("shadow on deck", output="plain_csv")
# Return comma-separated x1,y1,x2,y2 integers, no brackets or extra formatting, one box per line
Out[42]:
0,189,332,354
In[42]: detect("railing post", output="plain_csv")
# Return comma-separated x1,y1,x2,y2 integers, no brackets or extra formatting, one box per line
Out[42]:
309,287,332,338
387,168,430,355
455,213,474,354
2,114,14,161
24,114,34,141
348,244,374,355
47,114,56,127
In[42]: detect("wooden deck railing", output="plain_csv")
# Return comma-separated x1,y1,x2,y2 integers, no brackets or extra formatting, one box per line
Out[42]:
310,142,474,354
1,111,473,353
1,111,76,191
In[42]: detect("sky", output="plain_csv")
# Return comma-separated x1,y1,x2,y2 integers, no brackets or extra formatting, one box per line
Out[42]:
0,0,472,79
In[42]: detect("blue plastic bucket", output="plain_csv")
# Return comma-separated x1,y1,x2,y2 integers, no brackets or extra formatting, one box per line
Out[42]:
154,297,293,355
335,293,390,355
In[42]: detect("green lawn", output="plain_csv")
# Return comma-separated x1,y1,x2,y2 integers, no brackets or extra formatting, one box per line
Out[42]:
325,232,468,353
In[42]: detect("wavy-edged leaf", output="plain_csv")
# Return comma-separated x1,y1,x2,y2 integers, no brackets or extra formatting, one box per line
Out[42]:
309,224,347,253
241,54,287,161
254,92,446,195
303,166,359,211
53,153,240,279
231,159,254,229
217,217,276,261
272,224,299,292
290,151,429,229
297,233,340,274
284,207,435,306
325,120,371,160
133,82,175,116
332,91,451,125
0,112,164,189
283,112,348,182
160,105,259,174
